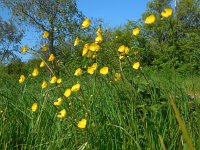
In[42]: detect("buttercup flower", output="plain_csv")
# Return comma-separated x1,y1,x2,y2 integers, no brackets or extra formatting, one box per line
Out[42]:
57,78,62,84
96,28,102,35
87,66,95,75
21,45,28,53
82,44,89,56
161,8,173,18
81,18,90,29
48,54,55,61
53,97,62,106
57,109,66,119
100,67,109,75
91,63,98,70
31,102,38,112
74,68,82,76
89,43,100,52
124,46,129,54
41,81,48,89
50,76,57,84
114,73,121,81
32,68,39,77
71,83,81,92
42,44,48,51
145,14,156,24
78,118,87,129
87,51,92,58
133,62,140,70
40,61,45,68
132,27,140,36
64,88,71,97
19,75,25,83
74,37,79,46
118,45,125,53
43,31,49,38
95,34,103,44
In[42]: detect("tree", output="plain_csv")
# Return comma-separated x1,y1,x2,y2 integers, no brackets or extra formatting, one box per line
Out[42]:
0,17,23,64
0,0,84,57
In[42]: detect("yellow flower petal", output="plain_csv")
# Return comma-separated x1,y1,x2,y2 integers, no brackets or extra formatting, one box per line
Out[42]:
100,67,109,75
21,45,28,53
74,68,82,76
48,54,55,61
57,78,62,84
114,73,121,81
40,61,45,68
31,102,38,112
32,68,39,77
50,76,57,84
53,97,62,106
74,37,79,46
89,43,100,52
91,63,98,70
19,75,25,83
57,109,66,119
95,34,103,44
133,62,140,70
87,66,95,75
78,118,87,129
132,27,140,36
43,31,49,38
41,81,48,89
118,45,125,53
161,8,173,18
96,28,102,35
81,18,90,29
82,44,89,56
64,88,71,97
71,83,81,92
42,44,48,51
145,14,156,24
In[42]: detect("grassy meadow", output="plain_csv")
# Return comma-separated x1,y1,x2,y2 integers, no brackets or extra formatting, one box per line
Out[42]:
0,66,199,149
0,4,200,150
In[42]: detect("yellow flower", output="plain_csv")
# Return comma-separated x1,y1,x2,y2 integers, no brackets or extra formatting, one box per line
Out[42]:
19,75,25,83
124,46,129,54
71,83,81,92
40,61,45,68
119,55,125,60
92,54,96,59
32,68,39,77
31,102,38,112
43,31,49,38
57,78,62,84
89,43,100,52
133,62,140,70
132,27,140,36
118,45,125,53
50,76,57,84
74,68,82,76
91,63,98,70
57,109,66,119
53,97,62,106
82,44,89,56
87,51,92,58
95,34,103,44
96,28,102,35
145,14,156,24
81,18,90,29
87,66,95,75
161,8,173,18
100,67,109,75
74,37,79,46
64,88,71,97
114,73,121,81
21,45,28,53
78,118,87,129
48,54,55,61
41,81,48,89
42,44,48,51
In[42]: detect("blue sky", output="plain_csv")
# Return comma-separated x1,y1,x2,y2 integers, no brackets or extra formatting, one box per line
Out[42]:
0,0,150,61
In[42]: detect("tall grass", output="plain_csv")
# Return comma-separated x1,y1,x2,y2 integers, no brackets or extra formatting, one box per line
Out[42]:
0,68,199,149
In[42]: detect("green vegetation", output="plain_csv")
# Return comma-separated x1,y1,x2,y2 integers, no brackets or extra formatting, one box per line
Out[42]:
0,0,200,149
